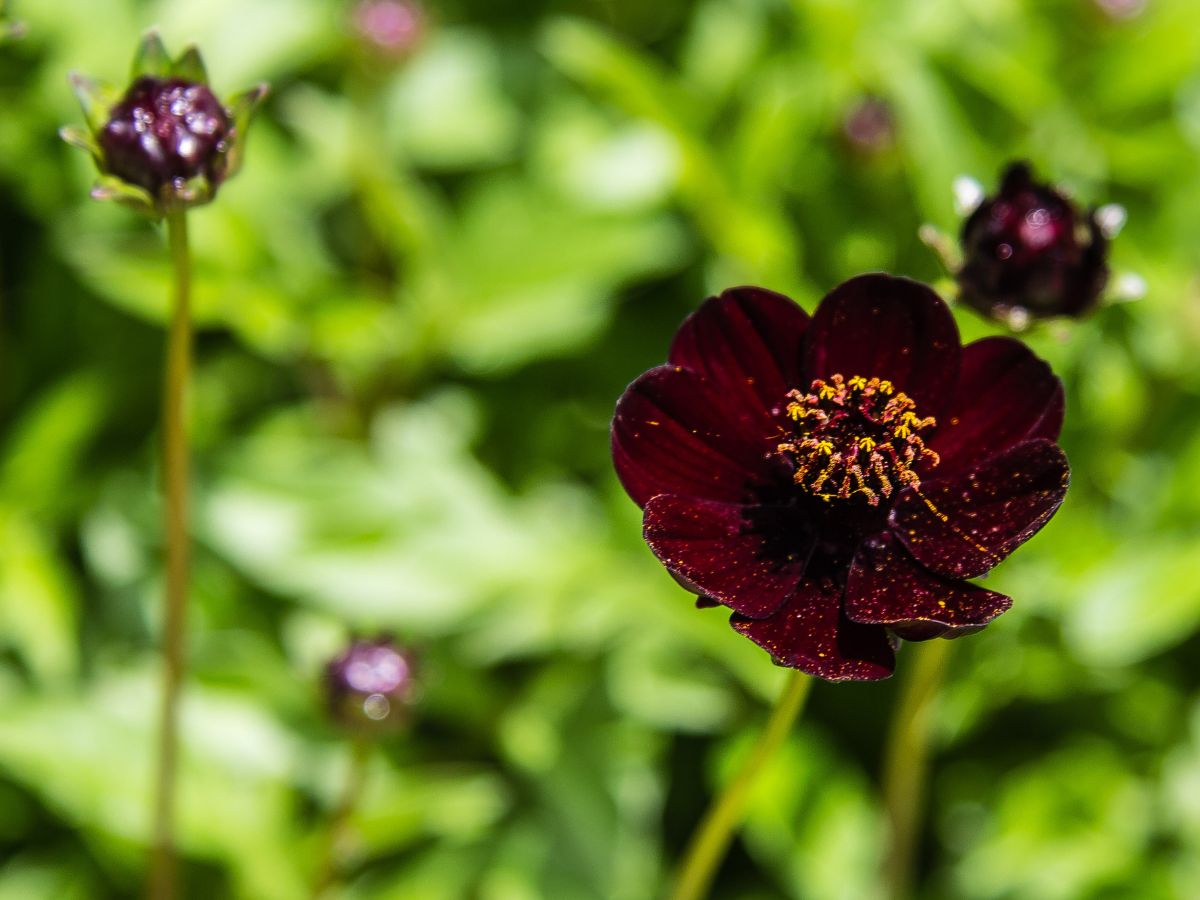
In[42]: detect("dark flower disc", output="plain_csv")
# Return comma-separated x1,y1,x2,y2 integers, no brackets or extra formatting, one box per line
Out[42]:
958,162,1109,322
612,274,1069,681
98,76,232,196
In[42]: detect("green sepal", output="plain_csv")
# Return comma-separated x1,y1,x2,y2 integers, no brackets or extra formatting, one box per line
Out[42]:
171,45,209,84
130,29,171,80
168,174,214,208
68,72,120,135
89,176,158,217
221,83,269,179
58,125,101,160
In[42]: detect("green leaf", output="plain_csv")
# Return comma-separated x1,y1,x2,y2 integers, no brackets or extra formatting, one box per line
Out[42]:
0,509,79,685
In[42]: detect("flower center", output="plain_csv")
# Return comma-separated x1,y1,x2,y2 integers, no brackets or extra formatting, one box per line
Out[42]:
775,374,939,506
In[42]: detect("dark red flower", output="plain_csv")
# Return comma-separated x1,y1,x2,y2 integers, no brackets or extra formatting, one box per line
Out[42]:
325,637,417,731
958,162,1109,324
612,275,1069,681
98,77,233,196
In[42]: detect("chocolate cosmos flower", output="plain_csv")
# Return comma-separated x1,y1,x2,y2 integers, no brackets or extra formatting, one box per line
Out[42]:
612,274,1069,681
958,162,1109,324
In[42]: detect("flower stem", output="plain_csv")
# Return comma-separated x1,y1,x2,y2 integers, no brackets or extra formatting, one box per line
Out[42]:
312,739,372,899
670,671,812,900
148,206,193,900
881,638,953,900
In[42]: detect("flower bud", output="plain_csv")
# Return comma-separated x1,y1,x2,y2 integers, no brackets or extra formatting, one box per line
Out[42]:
61,31,267,216
957,162,1110,325
98,77,232,196
351,0,425,59
324,637,416,732
842,96,896,156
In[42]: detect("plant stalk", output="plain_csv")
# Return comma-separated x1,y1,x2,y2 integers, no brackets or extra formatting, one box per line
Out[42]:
148,206,193,900
669,670,812,900
312,739,373,899
881,637,953,900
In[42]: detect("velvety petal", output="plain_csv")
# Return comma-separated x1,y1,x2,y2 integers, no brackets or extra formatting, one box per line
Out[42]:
644,495,813,619
804,274,960,416
931,336,1064,475
612,365,777,507
889,439,1069,579
668,286,809,416
846,531,1012,640
731,576,895,681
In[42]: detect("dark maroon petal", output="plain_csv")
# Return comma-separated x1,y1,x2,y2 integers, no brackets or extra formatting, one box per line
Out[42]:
668,286,809,416
612,365,777,507
931,337,1064,475
644,495,813,619
804,274,961,416
889,439,1069,579
731,576,895,681
846,532,1012,640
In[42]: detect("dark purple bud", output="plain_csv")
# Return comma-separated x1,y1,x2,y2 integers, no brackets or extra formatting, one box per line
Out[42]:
98,76,232,198
351,0,425,57
842,96,896,155
957,162,1110,323
325,637,416,731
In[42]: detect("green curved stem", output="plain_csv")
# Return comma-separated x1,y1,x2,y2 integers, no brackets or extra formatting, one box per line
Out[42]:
882,638,953,900
670,671,812,900
148,207,192,900
312,739,372,899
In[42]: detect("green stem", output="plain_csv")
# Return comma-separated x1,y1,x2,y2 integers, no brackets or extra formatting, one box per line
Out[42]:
881,638,953,900
311,740,372,899
670,671,812,900
148,207,192,900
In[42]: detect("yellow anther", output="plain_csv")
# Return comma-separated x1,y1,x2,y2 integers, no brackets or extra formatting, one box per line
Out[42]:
858,437,876,451
848,375,867,391
895,424,911,439
878,380,894,394
816,440,834,455
818,382,837,400
900,411,920,426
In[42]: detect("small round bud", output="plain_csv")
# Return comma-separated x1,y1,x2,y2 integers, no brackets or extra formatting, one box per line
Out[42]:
98,76,232,198
325,637,416,732
957,162,1110,323
842,96,896,155
351,0,425,58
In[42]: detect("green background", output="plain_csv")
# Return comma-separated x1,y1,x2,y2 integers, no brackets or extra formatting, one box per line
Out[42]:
2,0,1199,896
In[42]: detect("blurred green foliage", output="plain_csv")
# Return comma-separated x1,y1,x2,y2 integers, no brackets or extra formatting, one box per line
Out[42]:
2,0,1200,897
